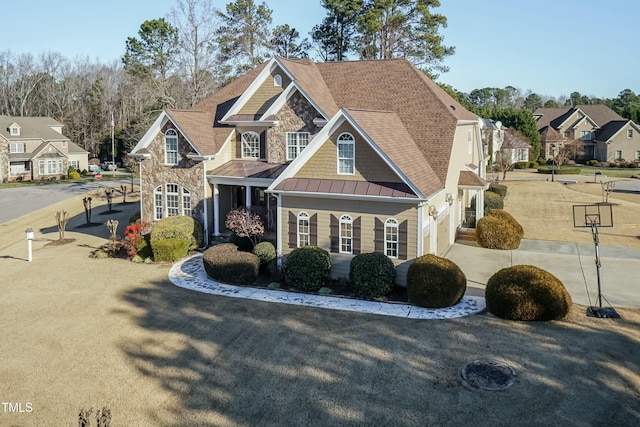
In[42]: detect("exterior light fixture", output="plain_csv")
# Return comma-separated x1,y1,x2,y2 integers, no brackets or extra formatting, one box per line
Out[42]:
25,227,34,262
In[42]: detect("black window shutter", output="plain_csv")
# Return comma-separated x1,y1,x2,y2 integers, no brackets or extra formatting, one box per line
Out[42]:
329,214,339,253
374,218,384,253
236,131,242,158
399,220,408,260
310,214,318,246
288,211,297,248
353,217,361,255
260,131,267,160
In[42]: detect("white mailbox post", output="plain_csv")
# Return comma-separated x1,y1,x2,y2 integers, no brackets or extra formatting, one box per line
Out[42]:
25,227,34,262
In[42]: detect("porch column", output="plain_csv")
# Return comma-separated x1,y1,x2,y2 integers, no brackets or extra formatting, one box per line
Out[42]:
245,185,252,208
429,215,437,254
213,183,220,236
417,204,424,257
449,202,456,244
276,194,283,258
476,189,484,222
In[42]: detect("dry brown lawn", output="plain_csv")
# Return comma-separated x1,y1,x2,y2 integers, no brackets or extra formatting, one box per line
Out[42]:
0,185,638,426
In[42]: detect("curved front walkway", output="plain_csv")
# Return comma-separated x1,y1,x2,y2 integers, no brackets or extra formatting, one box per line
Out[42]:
169,255,486,319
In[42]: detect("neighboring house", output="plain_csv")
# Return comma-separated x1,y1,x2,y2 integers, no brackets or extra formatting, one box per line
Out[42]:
131,57,488,284
478,118,530,167
478,117,505,164
534,105,640,162
0,116,88,182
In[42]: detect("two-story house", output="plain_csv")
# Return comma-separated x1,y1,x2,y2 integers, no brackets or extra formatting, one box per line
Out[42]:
534,105,640,163
130,57,488,285
0,116,89,182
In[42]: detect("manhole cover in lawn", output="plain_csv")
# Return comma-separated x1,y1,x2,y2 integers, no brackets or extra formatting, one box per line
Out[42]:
461,360,516,391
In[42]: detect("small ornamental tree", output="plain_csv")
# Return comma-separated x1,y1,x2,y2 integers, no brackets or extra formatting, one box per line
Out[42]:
225,207,265,249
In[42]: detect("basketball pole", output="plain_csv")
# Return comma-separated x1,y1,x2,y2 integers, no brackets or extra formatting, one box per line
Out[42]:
591,221,603,308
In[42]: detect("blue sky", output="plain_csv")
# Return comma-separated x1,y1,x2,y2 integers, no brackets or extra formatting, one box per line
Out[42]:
5,0,638,99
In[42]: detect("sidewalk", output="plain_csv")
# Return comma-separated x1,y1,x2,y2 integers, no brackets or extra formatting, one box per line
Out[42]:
446,239,640,309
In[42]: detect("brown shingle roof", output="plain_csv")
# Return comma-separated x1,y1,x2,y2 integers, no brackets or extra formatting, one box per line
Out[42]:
534,105,626,131
316,58,475,184
345,108,442,197
274,178,417,199
458,171,488,188
278,58,340,117
576,105,625,126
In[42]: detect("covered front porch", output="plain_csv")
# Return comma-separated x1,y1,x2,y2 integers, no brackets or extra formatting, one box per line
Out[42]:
209,160,287,237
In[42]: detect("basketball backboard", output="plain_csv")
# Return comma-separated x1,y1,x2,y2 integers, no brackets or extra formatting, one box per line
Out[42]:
572,204,613,228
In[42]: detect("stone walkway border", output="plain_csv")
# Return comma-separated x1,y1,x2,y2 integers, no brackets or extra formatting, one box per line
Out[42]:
169,255,486,319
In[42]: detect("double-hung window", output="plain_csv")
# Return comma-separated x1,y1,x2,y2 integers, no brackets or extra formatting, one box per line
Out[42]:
286,132,309,160
154,186,163,220
340,215,353,254
182,188,192,216
166,184,180,216
337,133,355,175
627,130,633,138
297,212,310,247
9,143,25,153
165,129,178,165
384,218,399,259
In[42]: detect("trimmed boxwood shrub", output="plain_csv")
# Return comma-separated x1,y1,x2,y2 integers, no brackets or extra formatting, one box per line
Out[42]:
150,216,203,250
488,182,507,198
252,241,276,271
513,161,529,169
202,243,260,285
472,191,504,215
284,246,331,292
69,171,81,180
407,254,466,308
537,165,581,175
486,209,524,239
486,265,572,321
349,252,396,299
528,161,539,169
136,234,153,259
152,238,191,262
475,215,521,250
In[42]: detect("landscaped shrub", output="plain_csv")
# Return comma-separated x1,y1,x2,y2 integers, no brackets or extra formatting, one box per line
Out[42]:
150,216,203,250
407,254,466,308
487,209,524,239
537,165,581,175
349,252,396,300
528,161,539,169
284,246,331,292
470,191,504,216
475,215,521,250
587,159,598,166
486,265,572,321
488,182,508,198
252,241,276,271
69,171,81,180
202,243,260,285
230,232,254,252
152,238,191,262
513,161,529,169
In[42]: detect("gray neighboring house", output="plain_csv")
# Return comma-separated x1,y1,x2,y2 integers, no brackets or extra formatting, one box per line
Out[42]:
0,116,88,182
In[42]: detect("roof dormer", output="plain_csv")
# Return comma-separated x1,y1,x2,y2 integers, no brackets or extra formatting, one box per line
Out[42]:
8,122,21,136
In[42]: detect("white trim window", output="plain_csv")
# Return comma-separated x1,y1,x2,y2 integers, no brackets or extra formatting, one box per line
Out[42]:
628,129,634,138
166,183,180,216
9,143,25,153
165,129,179,165
384,218,399,259
635,151,640,161
580,130,592,140
10,126,19,136
274,74,282,87
70,160,80,169
297,211,310,247
39,159,62,175
241,131,260,159
615,150,623,161
337,132,355,175
287,132,309,160
340,215,353,254
182,188,192,216
154,186,163,220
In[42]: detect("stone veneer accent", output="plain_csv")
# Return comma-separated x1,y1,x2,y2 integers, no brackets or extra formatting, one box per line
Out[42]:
140,123,206,230
269,92,320,163
0,141,8,182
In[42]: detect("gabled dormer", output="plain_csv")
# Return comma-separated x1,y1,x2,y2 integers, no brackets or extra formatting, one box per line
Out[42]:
8,122,21,136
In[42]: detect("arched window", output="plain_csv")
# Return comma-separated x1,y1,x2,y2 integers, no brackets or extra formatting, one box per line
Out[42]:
274,74,282,87
165,129,178,165
337,132,355,174
297,211,310,247
340,215,353,254
182,188,192,216
154,186,163,220
384,218,399,258
166,183,180,216
241,132,260,158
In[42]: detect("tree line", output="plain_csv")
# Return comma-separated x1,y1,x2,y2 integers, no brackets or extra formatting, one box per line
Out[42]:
1,0,637,165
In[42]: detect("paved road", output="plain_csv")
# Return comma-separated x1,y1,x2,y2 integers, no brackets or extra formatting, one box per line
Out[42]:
0,179,135,224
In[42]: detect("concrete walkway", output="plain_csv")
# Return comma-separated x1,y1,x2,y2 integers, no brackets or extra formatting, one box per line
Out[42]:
446,239,640,309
